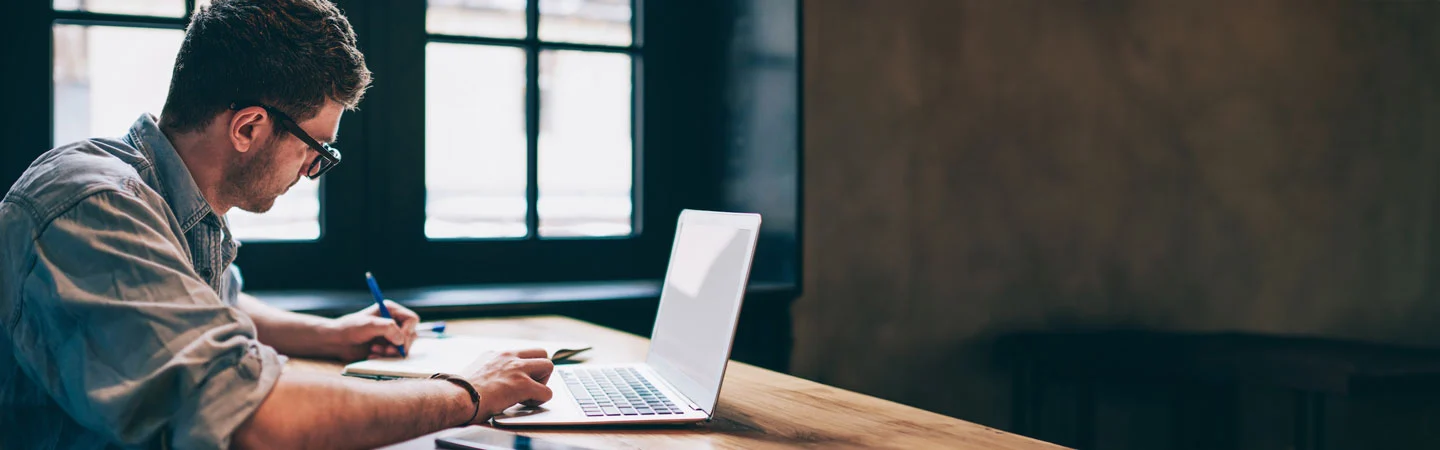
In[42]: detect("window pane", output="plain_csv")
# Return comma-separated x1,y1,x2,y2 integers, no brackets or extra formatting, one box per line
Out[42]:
539,0,632,46
54,24,322,242
538,50,632,237
426,43,528,239
428,0,526,40
226,179,322,241
54,0,184,17
53,25,181,146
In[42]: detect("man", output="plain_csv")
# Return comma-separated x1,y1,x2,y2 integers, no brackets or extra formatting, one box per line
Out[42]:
0,0,554,448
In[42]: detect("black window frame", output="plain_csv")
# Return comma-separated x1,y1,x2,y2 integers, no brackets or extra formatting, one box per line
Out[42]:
353,0,659,289
289,0,669,291
2,0,800,295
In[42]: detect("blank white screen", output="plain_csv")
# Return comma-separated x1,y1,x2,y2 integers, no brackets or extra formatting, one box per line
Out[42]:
647,222,756,413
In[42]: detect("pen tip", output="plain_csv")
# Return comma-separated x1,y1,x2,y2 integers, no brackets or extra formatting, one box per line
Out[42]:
365,271,373,278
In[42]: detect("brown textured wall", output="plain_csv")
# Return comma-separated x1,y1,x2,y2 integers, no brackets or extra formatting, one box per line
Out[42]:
794,0,1440,434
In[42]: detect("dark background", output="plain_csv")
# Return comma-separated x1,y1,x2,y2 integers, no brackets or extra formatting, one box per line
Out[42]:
796,1,1440,449
10,0,1440,448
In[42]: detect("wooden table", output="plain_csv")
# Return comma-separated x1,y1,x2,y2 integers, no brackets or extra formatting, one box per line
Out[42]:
290,316,1062,450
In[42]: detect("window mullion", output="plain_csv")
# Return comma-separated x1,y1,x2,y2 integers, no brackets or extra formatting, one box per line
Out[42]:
524,0,541,239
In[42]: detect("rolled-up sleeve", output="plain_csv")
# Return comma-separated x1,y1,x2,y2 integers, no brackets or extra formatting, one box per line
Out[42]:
9,187,282,448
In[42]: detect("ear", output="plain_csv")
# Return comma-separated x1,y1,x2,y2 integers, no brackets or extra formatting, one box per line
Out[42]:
228,106,272,154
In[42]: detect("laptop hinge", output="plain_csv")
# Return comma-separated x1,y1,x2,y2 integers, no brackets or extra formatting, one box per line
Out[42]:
645,366,706,414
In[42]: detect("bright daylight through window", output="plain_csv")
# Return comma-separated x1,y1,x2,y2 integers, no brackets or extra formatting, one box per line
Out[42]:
424,0,636,239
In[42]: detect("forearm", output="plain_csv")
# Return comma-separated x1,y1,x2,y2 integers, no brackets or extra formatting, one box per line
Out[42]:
235,293,338,358
234,371,473,449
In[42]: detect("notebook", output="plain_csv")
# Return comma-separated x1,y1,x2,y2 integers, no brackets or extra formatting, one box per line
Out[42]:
342,336,592,380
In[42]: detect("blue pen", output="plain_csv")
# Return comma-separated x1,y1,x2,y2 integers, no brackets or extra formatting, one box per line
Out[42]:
416,321,447,338
419,321,447,334
364,272,406,357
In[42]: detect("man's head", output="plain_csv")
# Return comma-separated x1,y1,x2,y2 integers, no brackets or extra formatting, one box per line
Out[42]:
159,0,370,213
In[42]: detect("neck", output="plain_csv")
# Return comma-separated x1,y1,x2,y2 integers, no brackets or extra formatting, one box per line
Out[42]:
162,125,234,215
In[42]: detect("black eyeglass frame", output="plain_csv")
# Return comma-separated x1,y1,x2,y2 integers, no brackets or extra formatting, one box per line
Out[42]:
229,101,342,179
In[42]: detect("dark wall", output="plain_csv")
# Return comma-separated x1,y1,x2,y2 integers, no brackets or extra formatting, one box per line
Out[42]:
793,0,1440,444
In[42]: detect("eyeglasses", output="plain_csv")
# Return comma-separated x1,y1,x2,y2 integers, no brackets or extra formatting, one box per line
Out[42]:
229,102,342,179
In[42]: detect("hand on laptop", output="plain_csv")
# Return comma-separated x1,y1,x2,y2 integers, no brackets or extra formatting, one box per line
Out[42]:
328,300,420,361
461,349,555,423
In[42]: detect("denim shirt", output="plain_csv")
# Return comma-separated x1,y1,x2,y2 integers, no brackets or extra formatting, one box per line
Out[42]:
0,114,282,449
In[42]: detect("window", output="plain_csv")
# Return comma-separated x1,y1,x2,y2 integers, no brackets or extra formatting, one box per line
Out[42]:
54,0,185,17
38,0,653,289
423,0,636,239
51,24,181,147
50,0,322,241
10,0,801,291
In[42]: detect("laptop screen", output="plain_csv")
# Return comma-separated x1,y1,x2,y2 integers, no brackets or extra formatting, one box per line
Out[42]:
645,210,761,414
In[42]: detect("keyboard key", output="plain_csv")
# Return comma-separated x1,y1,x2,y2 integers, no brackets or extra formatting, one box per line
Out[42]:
569,367,687,418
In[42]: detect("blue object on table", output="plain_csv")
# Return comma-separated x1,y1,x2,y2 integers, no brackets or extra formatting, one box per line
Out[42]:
364,271,406,357
420,321,447,334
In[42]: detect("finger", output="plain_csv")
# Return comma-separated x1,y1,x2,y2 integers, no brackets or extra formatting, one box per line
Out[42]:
400,318,417,350
385,300,421,325
367,318,407,346
346,348,367,362
360,345,384,361
512,358,555,381
519,378,554,405
367,343,398,359
513,348,549,360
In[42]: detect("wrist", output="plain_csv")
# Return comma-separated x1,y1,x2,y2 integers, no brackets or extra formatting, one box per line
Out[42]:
432,374,481,426
317,317,347,356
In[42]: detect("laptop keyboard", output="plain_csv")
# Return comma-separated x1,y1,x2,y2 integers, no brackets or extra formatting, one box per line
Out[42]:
561,367,686,417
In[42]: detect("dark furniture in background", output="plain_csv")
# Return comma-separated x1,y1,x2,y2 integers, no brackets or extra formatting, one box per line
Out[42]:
1000,331,1440,450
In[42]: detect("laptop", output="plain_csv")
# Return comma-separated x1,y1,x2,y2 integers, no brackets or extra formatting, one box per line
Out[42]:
492,209,762,426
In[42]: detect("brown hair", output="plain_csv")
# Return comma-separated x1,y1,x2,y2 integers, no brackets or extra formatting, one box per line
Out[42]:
159,0,371,133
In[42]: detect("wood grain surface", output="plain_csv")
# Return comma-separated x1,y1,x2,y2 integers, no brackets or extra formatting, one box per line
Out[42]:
287,316,1063,449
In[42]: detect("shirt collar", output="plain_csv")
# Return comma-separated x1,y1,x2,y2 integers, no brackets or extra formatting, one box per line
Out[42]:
125,113,218,233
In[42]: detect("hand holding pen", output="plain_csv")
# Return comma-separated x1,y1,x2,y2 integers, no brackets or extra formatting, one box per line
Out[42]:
364,272,412,357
